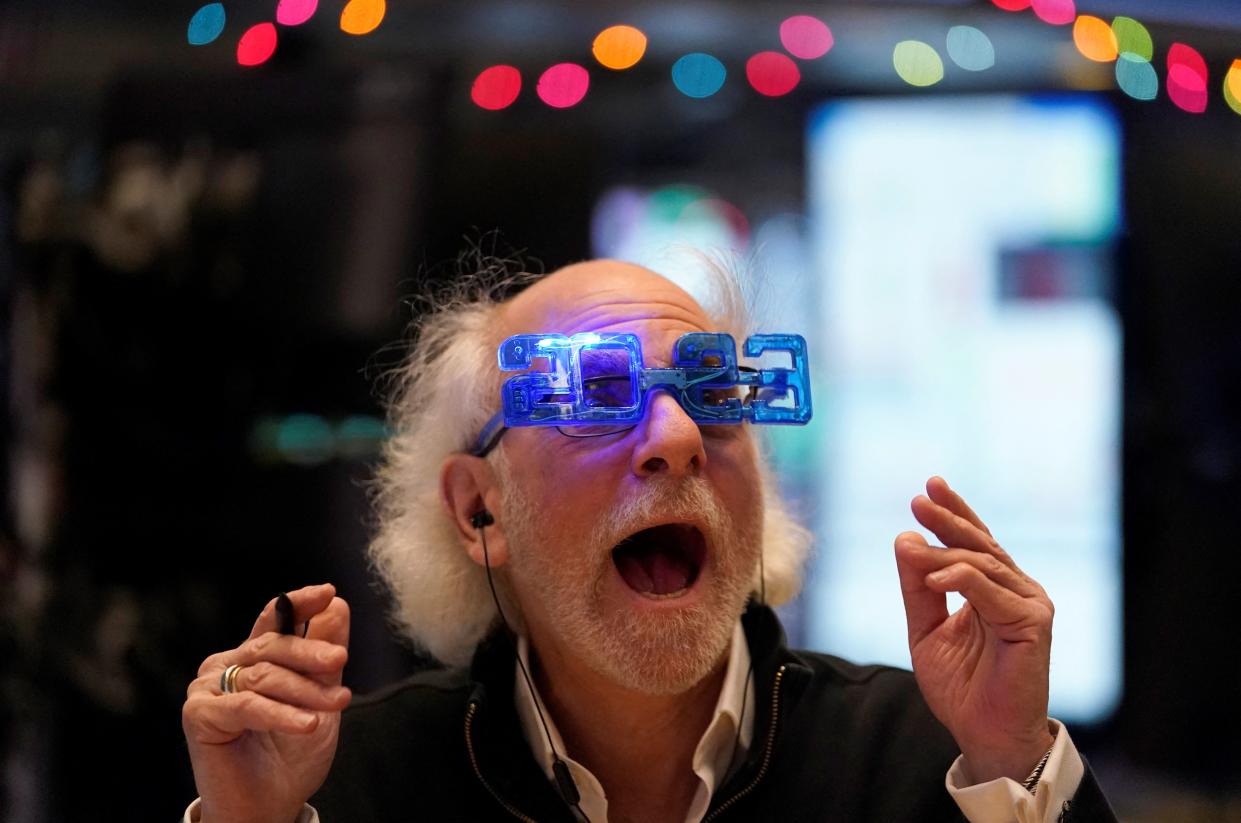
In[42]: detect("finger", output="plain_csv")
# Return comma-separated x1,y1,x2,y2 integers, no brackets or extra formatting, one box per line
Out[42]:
911,493,1019,572
223,632,349,678
194,663,351,712
895,540,1040,598
926,476,992,536
924,562,1048,637
249,583,337,640
185,690,321,743
894,531,948,648
254,595,349,687
910,492,994,554
304,595,350,651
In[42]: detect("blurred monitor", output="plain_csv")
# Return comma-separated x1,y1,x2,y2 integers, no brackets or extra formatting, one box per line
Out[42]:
802,95,1122,723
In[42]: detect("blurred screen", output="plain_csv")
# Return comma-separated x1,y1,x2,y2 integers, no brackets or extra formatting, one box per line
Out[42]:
802,95,1122,723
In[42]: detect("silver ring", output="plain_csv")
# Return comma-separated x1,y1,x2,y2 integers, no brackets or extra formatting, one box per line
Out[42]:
220,663,246,694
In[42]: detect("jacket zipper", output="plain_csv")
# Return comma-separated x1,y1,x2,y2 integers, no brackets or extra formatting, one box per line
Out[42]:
465,700,541,823
700,664,787,822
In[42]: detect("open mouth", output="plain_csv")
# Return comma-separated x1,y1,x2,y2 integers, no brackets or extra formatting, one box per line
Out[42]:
611,523,707,599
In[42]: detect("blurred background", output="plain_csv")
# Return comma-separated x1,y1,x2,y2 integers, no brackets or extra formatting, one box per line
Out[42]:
2,0,1239,820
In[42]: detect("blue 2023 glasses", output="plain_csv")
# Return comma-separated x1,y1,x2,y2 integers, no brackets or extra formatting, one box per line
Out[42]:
471,332,811,457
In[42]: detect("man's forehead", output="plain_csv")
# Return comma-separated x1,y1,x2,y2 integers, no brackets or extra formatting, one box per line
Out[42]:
499,260,713,355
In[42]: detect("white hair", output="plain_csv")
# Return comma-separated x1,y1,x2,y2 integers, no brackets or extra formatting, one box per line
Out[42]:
368,254,812,667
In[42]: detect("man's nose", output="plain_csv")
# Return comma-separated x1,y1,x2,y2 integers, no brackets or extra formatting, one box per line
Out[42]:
630,392,706,477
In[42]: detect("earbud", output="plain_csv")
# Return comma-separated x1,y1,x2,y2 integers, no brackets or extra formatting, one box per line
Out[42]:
470,509,494,530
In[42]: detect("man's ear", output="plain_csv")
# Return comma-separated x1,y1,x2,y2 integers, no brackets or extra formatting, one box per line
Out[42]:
441,454,509,569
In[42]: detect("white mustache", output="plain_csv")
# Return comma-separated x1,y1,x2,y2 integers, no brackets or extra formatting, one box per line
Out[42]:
589,476,729,553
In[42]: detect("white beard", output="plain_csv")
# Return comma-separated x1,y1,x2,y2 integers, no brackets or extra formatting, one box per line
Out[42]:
494,450,762,695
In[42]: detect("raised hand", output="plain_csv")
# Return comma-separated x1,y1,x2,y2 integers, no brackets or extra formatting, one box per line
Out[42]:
182,583,351,823
894,477,1056,784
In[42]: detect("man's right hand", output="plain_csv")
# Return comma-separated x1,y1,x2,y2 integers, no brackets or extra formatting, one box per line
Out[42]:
182,583,351,823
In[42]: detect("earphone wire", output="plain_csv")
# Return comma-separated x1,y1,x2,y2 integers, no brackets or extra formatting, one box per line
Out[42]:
725,547,764,781
479,520,591,823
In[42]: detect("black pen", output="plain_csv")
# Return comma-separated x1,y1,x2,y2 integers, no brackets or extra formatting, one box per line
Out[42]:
275,592,308,637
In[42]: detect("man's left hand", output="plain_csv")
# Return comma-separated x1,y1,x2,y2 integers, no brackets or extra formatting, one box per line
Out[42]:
894,476,1056,784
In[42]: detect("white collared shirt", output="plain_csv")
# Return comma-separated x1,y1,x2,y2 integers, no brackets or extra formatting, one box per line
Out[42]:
514,622,755,823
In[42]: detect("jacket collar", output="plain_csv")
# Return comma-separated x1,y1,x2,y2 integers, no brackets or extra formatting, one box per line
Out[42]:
462,602,813,819
719,603,813,783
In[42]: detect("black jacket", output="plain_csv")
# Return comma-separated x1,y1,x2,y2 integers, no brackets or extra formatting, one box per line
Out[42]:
313,605,1116,822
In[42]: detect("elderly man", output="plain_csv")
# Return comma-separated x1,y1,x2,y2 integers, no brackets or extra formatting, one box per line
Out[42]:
181,260,1116,822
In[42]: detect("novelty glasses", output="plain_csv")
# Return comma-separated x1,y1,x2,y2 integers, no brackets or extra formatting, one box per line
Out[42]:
470,332,811,457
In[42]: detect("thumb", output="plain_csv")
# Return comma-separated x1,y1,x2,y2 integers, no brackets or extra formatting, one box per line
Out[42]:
894,531,947,648
305,595,351,651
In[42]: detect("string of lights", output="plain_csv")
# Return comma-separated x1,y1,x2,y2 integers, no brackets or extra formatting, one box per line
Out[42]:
185,2,1241,116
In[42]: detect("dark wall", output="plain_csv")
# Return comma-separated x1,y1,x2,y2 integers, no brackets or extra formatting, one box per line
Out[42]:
1119,100,1241,786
